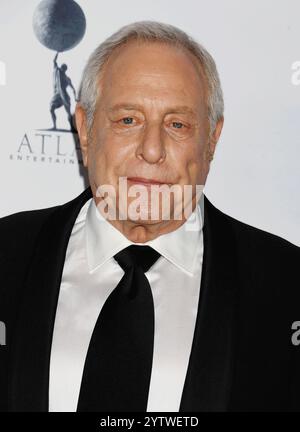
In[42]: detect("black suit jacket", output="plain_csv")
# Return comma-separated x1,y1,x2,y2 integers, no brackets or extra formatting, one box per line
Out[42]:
0,186,299,412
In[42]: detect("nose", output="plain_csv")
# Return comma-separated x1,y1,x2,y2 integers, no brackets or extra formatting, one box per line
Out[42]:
136,121,166,164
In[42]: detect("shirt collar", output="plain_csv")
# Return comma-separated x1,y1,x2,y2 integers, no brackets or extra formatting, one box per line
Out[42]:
85,194,204,276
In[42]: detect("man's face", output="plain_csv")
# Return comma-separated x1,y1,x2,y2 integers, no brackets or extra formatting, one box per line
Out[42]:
76,41,223,232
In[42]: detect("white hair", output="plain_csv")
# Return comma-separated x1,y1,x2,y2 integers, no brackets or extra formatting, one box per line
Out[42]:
78,20,224,134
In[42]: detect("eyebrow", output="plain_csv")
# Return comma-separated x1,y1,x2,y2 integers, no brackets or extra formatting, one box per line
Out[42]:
108,103,198,116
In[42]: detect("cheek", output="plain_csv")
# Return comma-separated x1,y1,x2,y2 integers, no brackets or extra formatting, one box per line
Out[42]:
173,139,205,181
90,129,133,183
190,138,212,185
86,132,109,184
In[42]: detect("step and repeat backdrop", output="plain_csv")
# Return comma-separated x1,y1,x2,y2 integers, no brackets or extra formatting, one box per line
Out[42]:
0,0,299,245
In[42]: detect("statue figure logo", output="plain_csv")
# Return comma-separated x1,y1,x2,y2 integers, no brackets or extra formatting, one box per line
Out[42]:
32,0,86,133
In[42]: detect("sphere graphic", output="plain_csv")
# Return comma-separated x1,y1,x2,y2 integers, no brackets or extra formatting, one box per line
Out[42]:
32,0,86,52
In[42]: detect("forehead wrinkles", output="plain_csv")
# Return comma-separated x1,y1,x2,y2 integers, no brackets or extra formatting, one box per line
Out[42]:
110,61,203,94
100,41,206,92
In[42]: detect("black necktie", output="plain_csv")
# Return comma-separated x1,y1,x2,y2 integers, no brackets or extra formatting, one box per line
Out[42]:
77,245,161,412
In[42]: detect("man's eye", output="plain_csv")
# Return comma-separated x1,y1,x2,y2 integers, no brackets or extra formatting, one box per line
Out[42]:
172,122,184,129
121,117,134,125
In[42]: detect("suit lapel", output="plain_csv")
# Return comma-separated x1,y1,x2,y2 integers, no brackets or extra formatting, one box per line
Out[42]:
179,194,240,411
9,187,93,411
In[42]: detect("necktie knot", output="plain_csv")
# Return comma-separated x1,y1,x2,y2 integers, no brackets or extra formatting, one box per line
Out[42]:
114,245,161,273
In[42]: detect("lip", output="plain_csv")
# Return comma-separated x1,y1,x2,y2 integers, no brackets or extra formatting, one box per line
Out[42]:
127,177,170,186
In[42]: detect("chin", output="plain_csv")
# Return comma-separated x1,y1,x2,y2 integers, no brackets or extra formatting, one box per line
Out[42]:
128,217,163,225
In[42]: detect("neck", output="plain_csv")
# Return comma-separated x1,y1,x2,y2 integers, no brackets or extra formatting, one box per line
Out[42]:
103,218,189,243
92,195,200,243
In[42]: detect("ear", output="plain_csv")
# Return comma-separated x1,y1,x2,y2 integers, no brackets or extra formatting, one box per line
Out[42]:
75,103,89,167
207,117,224,161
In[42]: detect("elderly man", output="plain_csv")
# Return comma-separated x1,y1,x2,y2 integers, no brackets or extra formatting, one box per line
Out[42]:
0,21,299,413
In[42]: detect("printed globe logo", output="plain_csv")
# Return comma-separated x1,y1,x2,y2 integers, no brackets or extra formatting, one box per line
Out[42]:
9,0,86,166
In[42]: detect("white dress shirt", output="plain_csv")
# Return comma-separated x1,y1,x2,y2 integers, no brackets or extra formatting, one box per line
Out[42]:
49,193,204,412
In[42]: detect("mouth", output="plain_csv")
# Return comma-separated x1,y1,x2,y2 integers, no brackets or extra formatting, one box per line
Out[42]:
127,177,171,186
